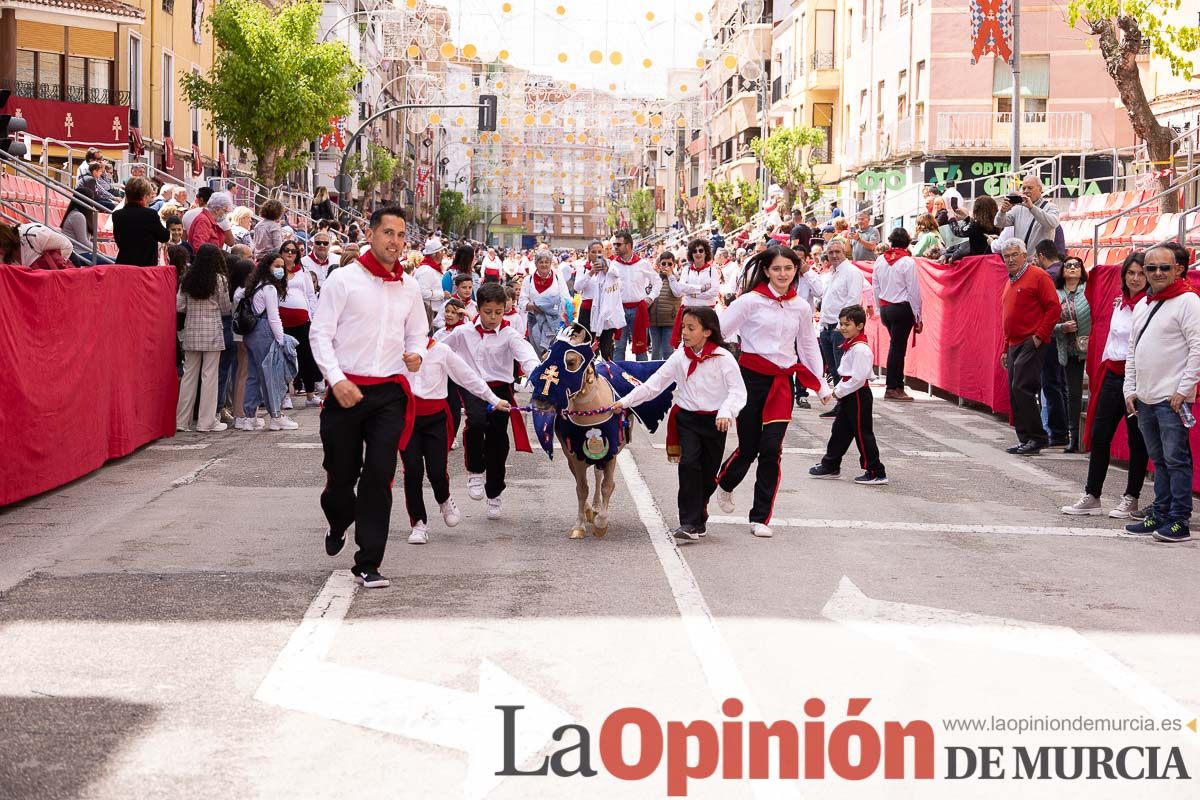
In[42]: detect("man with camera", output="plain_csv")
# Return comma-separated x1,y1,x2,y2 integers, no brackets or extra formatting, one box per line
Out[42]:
995,175,1062,253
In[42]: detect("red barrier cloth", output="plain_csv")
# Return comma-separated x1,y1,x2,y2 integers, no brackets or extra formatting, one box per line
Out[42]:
0,264,178,505
858,255,1013,414
1083,266,1200,492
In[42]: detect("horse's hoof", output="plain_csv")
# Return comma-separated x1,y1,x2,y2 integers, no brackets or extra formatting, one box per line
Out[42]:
592,526,607,538
585,508,596,523
569,528,587,540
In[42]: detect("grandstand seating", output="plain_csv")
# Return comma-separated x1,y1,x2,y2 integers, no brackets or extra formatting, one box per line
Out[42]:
1,168,118,256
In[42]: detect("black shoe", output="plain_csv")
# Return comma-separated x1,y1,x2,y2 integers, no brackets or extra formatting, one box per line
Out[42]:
797,397,811,409
353,569,390,588
853,471,889,485
809,463,841,479
1015,441,1043,456
325,527,346,557
1152,520,1192,543
1005,443,1025,454
1048,437,1069,447
673,525,701,541
819,409,837,419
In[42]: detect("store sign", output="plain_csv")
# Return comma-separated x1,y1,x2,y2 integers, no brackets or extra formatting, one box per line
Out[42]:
923,156,1115,199
856,170,907,192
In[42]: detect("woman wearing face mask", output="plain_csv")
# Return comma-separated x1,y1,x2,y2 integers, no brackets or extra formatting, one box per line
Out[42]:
278,241,321,408
233,252,298,431
189,191,236,252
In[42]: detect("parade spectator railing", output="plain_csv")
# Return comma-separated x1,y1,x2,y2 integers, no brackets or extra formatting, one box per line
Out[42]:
858,254,1200,492
0,263,177,506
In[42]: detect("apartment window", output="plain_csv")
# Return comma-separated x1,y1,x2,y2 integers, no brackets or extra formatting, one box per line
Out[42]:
190,66,201,146
879,0,886,29
813,103,834,164
915,60,925,99
901,0,909,16
993,55,1049,118
815,9,836,68
876,80,885,117
897,69,908,118
162,52,174,139
861,0,868,40
18,51,62,100
129,35,142,126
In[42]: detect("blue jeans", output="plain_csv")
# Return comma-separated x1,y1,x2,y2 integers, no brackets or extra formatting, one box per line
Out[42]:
1039,345,1068,441
1137,400,1193,522
615,304,648,361
818,324,845,380
649,325,674,360
242,321,279,418
217,315,235,410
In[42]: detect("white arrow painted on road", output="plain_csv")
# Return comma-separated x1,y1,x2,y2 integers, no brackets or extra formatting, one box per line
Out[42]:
822,576,1197,748
255,571,574,800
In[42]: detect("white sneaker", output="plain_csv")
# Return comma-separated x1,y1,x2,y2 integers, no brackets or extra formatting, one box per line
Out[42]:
233,417,250,431
197,422,228,432
486,497,502,519
1108,494,1140,519
254,417,266,430
467,473,485,500
282,396,293,410
440,498,461,527
751,522,773,538
408,521,428,545
269,415,299,431
717,489,735,514
1061,494,1102,516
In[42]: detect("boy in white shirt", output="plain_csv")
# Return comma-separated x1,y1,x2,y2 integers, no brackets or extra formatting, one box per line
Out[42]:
443,282,541,518
434,274,477,330
808,305,887,485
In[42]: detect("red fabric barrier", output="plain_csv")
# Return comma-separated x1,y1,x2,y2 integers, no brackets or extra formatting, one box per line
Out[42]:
858,255,1012,414
0,264,177,505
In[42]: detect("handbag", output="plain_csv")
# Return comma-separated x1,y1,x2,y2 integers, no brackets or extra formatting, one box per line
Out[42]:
232,284,264,336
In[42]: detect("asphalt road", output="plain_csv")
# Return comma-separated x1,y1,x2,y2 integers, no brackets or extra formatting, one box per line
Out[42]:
1,381,1198,799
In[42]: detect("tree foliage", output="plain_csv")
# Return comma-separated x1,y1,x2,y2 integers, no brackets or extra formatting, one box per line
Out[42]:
750,127,826,214
1066,0,1199,210
628,188,656,236
181,0,363,186
704,178,760,232
437,189,480,235
346,143,399,194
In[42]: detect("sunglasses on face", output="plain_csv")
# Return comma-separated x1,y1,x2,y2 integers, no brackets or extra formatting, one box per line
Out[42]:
1064,262,1082,269
314,241,330,246
281,248,298,254
1144,264,1176,273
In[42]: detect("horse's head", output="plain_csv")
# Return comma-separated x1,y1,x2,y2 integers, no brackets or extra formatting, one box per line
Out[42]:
528,324,597,411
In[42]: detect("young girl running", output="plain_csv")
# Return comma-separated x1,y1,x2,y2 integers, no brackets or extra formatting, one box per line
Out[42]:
716,246,832,538
614,307,746,540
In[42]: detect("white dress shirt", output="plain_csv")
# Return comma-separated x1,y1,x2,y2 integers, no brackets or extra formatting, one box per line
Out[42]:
406,340,502,405
796,268,825,308
720,286,830,399
1101,300,1135,364
614,255,662,305
301,253,331,286
834,339,874,398
522,270,569,316
413,264,445,304
434,297,477,330
669,265,721,307
443,321,540,384
503,308,528,338
871,253,923,321
820,260,866,325
574,263,625,333
309,260,429,387
619,345,747,420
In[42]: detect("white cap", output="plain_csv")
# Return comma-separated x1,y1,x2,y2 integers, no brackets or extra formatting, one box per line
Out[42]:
422,236,444,256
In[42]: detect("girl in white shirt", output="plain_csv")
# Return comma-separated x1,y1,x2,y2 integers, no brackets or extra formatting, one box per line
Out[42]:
278,242,321,407
233,253,298,431
574,240,624,360
668,238,721,348
615,307,746,540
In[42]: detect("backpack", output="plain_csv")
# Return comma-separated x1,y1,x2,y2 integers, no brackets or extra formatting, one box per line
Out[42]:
232,284,265,336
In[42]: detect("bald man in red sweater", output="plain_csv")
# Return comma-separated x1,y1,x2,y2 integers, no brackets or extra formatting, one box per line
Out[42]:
998,240,1062,456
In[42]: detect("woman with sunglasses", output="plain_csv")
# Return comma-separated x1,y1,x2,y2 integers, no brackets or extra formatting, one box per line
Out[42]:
648,251,682,359
278,241,322,409
1053,256,1092,452
668,239,721,349
1062,253,1149,518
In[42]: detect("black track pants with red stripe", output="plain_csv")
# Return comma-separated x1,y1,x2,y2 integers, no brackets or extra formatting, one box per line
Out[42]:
821,387,885,475
401,410,451,526
717,368,788,525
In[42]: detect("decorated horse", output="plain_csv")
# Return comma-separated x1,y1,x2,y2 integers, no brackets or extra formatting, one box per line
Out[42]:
527,325,671,539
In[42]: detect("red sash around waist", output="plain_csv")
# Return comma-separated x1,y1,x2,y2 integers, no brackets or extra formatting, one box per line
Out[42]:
737,352,822,424
412,396,454,452
278,307,310,328
665,405,717,463
621,301,650,355
343,373,416,450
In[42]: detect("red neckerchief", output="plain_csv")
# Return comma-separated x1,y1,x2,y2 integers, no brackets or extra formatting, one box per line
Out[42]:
840,333,869,352
614,254,639,265
683,341,720,376
444,319,465,331
285,261,302,275
689,262,709,273
420,255,443,274
308,253,329,266
1119,290,1147,310
1149,280,1194,302
358,248,403,282
533,271,554,293
504,308,519,319
475,320,511,336
883,248,911,266
751,282,797,305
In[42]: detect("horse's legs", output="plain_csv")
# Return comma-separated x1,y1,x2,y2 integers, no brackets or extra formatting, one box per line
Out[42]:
565,447,590,539
592,460,617,537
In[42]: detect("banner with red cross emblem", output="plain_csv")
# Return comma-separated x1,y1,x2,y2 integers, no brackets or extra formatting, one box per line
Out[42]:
970,0,1013,65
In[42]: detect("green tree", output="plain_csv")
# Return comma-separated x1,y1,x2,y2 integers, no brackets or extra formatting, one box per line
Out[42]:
704,178,761,231
750,126,826,214
348,143,399,194
628,188,656,236
1066,1,1199,210
437,189,469,233
181,0,363,186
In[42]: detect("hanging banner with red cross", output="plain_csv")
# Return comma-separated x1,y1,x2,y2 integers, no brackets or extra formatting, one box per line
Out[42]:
319,117,346,151
970,0,1013,65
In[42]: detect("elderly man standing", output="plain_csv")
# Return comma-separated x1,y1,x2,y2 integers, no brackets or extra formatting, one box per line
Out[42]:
847,210,881,264
999,239,1061,456
995,175,1061,252
1123,244,1200,543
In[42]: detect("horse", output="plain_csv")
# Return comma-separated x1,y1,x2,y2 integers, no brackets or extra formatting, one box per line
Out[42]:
527,325,670,540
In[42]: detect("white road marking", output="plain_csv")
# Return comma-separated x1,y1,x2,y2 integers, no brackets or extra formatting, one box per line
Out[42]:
651,442,825,455
169,458,222,488
616,450,798,799
149,443,211,451
277,443,323,449
254,570,572,800
705,515,1121,538
822,576,1199,750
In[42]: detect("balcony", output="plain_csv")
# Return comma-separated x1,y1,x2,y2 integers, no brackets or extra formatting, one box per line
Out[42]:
8,80,130,107
806,50,839,92
810,51,837,71
935,112,1093,152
